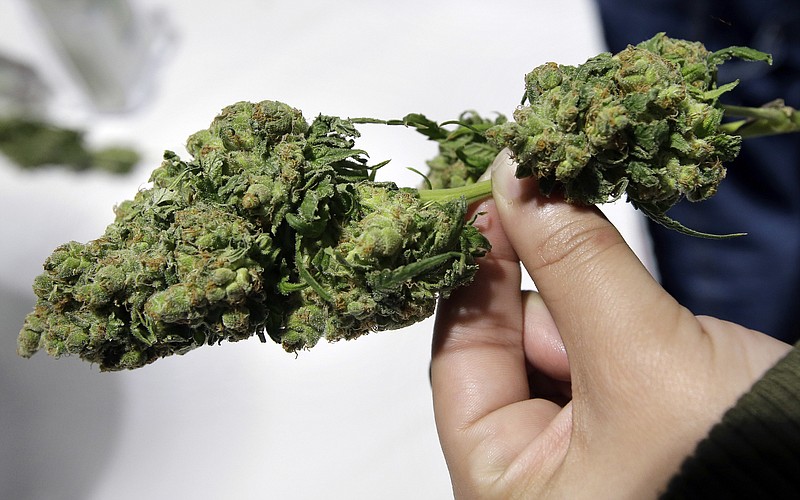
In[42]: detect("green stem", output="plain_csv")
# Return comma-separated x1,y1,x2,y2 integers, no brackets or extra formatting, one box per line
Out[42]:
416,179,493,205
721,101,800,138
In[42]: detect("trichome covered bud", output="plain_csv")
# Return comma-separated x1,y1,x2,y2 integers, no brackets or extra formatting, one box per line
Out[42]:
486,32,771,235
18,100,489,370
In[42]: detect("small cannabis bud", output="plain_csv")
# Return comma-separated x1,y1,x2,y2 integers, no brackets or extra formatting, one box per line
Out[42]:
0,117,139,173
18,100,489,370
484,33,772,234
410,112,506,189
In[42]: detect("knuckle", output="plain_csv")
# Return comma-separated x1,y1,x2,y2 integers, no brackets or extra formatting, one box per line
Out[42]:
530,216,623,277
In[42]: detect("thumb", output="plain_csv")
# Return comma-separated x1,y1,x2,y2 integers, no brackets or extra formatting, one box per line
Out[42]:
489,150,691,382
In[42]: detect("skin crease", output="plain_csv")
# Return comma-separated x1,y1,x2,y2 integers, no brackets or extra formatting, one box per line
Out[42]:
430,151,791,499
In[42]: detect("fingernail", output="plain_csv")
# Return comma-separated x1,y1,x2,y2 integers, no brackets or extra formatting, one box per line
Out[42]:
476,149,507,182
490,148,523,202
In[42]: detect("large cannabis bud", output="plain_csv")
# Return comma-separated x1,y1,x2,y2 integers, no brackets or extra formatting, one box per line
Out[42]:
484,33,772,233
18,100,489,370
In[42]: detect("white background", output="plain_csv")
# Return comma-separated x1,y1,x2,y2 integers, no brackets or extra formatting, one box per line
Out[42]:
0,1,655,499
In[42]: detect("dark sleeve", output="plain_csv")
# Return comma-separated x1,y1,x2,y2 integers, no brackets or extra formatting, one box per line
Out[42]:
660,343,800,499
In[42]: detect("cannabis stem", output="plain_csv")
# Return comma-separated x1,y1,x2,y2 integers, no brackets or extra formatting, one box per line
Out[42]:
721,101,800,138
417,179,492,206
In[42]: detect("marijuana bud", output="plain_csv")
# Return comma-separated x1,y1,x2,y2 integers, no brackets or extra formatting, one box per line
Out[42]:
18,100,489,370
485,32,771,235
413,111,507,189
0,117,139,173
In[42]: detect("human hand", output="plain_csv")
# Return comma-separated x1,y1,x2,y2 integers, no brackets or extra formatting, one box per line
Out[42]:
430,151,791,499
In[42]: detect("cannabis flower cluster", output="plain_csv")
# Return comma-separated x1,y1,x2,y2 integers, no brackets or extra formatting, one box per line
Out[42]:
483,33,771,232
17,100,489,370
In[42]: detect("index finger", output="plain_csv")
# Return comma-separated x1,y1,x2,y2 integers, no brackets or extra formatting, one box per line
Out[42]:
430,195,567,486
431,196,528,431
